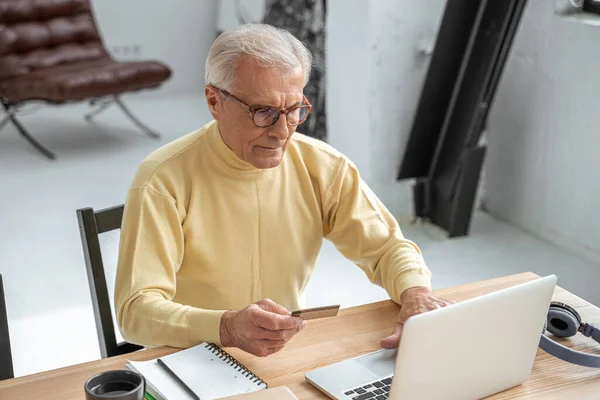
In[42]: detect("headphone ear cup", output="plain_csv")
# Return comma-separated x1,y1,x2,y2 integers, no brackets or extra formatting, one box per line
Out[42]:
547,307,580,338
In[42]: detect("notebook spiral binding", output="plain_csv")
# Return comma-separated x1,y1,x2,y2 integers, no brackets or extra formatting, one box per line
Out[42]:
205,343,267,386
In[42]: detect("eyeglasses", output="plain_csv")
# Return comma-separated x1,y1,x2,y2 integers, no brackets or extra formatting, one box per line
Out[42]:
216,88,312,128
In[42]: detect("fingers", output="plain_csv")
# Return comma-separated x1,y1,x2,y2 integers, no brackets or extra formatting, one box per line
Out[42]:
257,298,291,316
256,326,303,341
378,294,456,351
433,295,455,304
247,325,303,357
414,295,454,312
252,341,287,357
380,327,402,349
380,334,400,349
430,300,445,309
432,297,455,308
380,319,403,349
260,339,287,348
253,299,301,331
253,306,303,331
230,300,309,358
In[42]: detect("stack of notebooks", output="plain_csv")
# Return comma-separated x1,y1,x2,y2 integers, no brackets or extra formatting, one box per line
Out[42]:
125,342,268,400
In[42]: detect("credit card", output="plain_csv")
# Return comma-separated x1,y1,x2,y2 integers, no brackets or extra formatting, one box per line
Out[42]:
291,304,340,320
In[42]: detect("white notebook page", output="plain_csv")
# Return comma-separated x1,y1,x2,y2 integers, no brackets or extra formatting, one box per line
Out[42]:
160,343,267,400
128,359,194,400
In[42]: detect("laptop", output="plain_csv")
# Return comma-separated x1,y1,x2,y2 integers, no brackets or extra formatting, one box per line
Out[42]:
305,275,557,400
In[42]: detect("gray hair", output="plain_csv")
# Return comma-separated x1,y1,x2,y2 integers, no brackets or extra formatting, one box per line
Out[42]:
205,23,313,92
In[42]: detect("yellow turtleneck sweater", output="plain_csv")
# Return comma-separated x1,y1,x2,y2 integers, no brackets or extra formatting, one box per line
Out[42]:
114,120,432,349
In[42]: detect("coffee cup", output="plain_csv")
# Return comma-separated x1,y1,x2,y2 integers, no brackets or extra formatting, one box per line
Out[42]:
84,369,145,400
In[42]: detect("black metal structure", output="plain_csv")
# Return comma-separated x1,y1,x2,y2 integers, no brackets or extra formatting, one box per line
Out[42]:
77,205,143,358
0,274,14,381
584,0,600,14
397,0,528,237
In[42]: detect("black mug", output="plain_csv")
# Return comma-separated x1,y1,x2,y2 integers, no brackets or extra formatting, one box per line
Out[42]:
84,370,145,400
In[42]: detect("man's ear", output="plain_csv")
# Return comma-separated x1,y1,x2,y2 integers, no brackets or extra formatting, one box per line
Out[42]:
205,86,222,120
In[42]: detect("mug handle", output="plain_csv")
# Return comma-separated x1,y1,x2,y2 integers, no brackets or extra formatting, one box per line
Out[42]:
141,376,146,400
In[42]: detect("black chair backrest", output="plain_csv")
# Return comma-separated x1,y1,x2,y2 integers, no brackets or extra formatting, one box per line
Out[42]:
77,205,143,358
0,274,14,380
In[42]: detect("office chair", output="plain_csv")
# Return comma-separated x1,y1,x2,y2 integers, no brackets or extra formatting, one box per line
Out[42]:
0,274,14,380
77,205,143,358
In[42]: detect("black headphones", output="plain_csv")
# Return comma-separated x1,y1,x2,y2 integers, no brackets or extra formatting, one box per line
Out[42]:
539,301,600,368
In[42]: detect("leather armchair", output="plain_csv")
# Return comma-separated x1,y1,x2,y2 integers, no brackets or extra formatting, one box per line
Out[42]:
0,0,172,159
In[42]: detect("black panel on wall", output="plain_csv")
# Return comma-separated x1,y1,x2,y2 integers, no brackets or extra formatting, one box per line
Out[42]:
397,1,482,180
397,0,528,237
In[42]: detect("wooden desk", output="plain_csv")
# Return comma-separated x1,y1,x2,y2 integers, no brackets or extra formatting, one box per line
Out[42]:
1,272,599,399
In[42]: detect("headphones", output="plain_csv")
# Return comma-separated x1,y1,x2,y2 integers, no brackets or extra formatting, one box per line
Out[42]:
539,301,600,368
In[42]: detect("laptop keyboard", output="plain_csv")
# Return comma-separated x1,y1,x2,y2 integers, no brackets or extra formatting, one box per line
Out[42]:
343,376,393,399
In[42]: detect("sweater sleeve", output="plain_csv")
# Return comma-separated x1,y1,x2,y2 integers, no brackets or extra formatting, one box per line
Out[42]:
322,158,432,305
114,187,225,349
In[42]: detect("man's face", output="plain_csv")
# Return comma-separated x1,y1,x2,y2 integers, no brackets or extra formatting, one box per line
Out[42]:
205,56,306,169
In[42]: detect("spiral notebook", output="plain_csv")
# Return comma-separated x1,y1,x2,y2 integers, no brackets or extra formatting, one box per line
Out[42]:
126,342,267,400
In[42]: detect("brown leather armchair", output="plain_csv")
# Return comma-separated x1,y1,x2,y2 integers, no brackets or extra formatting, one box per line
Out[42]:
0,0,172,160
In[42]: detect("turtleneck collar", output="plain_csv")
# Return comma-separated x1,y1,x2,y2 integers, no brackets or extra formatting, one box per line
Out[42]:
205,120,277,178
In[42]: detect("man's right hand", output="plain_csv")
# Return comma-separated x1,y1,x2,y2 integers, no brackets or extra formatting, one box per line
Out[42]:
219,298,306,357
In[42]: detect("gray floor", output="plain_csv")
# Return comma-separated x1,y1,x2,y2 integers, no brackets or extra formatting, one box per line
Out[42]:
1,93,597,378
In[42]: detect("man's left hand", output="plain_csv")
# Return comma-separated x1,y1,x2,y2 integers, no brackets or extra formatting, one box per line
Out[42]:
380,287,455,349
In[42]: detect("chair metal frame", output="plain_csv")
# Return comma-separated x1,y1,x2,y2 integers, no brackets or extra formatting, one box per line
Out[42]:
0,95,161,161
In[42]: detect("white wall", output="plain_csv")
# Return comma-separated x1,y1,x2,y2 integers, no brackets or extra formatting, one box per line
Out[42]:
91,0,219,95
366,0,446,218
217,0,265,32
483,0,600,265
327,0,446,218
326,0,372,181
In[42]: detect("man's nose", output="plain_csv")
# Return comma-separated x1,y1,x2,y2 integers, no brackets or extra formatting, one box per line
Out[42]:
267,113,290,140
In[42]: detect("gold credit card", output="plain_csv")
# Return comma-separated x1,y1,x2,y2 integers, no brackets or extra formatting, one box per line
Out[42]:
291,305,340,320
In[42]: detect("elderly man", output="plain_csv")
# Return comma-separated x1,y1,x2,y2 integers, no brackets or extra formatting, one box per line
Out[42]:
114,23,452,358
